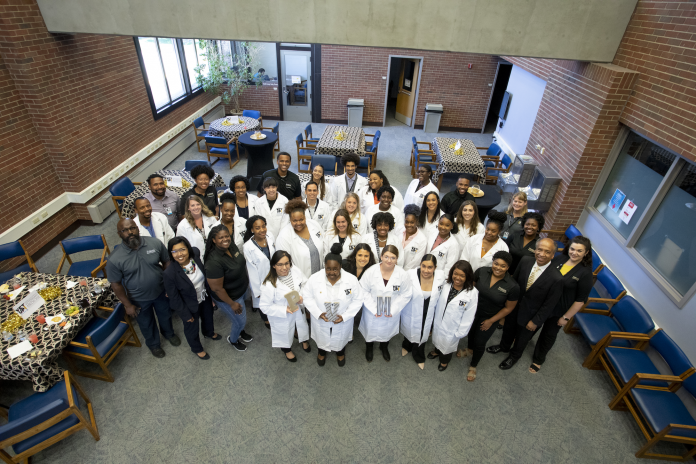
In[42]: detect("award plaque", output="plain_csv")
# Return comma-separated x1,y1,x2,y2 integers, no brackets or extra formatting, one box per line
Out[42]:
285,290,301,312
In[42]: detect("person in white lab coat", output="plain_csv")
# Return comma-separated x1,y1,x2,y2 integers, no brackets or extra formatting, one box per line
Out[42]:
332,193,368,235
301,163,332,204
242,215,275,329
426,213,461,276
358,245,413,362
403,164,439,209
219,193,246,254
133,197,175,246
428,260,479,371
323,209,364,260
399,205,428,271
359,170,404,214
329,153,367,209
275,199,325,279
255,177,289,238
303,244,364,367
176,195,220,262
259,251,311,362
365,185,405,232
400,254,446,369
453,200,484,251
460,211,509,272
304,181,333,231
418,191,445,240
341,243,377,281
224,175,259,221
365,212,405,267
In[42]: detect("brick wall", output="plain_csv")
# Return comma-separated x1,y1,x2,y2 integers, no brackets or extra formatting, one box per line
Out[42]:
503,57,554,81
224,83,281,119
321,45,499,130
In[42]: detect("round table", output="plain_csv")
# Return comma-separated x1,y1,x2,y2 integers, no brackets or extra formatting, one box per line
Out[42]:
474,184,503,220
208,116,260,142
238,131,279,185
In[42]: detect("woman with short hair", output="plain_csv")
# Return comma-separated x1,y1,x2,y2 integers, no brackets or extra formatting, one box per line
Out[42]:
404,164,439,208
358,245,413,363
498,191,528,240
219,193,246,253
176,195,220,262
359,170,405,214
365,212,405,267
275,199,325,279
180,164,219,217
426,213,461,276
255,177,289,238
225,175,258,220
504,211,544,274
365,185,405,232
400,205,428,271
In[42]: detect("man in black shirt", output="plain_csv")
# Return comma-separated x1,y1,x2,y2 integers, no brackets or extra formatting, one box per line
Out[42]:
179,164,219,218
256,152,302,200
440,176,475,215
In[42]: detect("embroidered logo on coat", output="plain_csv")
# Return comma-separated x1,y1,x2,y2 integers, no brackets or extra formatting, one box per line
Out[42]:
316,231,322,238
498,287,507,293
437,284,443,292
344,289,352,295
459,301,466,306
276,208,283,214
438,251,445,258
318,214,324,220
349,245,356,250
393,285,400,291
572,276,580,281
411,247,418,252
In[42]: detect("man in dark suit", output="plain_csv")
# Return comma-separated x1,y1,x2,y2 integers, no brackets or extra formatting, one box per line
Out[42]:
486,237,563,370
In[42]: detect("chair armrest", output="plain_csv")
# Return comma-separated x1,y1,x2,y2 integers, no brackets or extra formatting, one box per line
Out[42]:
577,307,611,315
610,372,685,408
56,253,68,274
90,261,108,278
68,341,90,348
585,297,621,304
98,306,115,312
416,141,432,149
480,155,500,160
486,167,507,173
583,331,653,369
132,182,142,186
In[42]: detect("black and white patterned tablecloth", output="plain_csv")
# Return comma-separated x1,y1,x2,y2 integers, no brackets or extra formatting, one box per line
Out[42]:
0,273,116,391
120,169,225,219
315,125,366,158
208,116,260,142
432,138,486,183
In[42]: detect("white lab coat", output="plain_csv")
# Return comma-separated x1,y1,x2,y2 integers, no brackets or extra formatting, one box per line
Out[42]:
365,203,405,233
329,209,368,235
431,284,478,354
358,264,413,342
460,234,509,272
323,231,365,259
398,228,429,271
420,210,446,241
255,193,289,238
301,177,333,204
403,179,440,209
222,190,259,218
259,266,309,348
305,198,333,231
275,219,325,278
453,222,485,251
330,173,368,209
134,212,174,247
302,271,363,352
243,232,276,307
364,231,405,267
176,215,220,262
359,185,405,214
219,216,247,256
400,269,446,344
426,233,461,276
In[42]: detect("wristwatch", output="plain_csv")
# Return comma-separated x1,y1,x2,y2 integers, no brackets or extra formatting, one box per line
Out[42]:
563,316,570,321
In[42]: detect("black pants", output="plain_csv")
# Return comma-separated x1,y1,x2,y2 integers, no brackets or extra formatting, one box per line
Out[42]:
532,319,563,365
402,338,426,363
258,310,268,322
318,348,345,356
467,316,498,367
366,341,389,351
499,306,519,351
182,297,215,353
433,348,453,364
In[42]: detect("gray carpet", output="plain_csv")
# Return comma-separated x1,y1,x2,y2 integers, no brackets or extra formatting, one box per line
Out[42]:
1,122,673,463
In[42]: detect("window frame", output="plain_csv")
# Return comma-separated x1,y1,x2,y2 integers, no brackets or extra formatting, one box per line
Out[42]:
133,37,204,120
587,125,695,307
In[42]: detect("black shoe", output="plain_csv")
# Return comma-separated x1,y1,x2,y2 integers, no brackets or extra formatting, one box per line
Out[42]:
486,345,509,354
302,342,311,353
366,345,373,363
317,356,326,367
427,351,438,360
204,333,222,341
499,357,518,370
150,347,165,358
381,347,391,362
337,356,346,367
497,323,504,330
239,331,253,343
252,307,258,312
438,363,448,372
285,353,297,363
166,335,181,346
227,336,247,351
197,352,210,360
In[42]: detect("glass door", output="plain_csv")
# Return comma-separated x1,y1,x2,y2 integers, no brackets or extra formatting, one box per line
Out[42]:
280,49,312,122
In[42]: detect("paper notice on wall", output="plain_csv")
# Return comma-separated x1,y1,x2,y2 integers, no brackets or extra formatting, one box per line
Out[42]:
291,76,301,84
620,200,637,224
609,189,626,213
165,175,183,188
404,79,411,88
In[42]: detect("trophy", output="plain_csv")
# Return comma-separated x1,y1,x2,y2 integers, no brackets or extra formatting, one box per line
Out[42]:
324,302,340,322
376,296,392,316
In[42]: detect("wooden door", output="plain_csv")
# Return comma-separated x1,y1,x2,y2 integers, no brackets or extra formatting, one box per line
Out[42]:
395,59,420,126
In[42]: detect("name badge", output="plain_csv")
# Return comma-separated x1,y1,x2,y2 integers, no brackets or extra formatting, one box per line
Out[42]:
146,249,157,254
286,183,292,189
234,252,240,257
165,207,172,216
498,287,507,294
392,285,400,291
572,276,580,281
527,248,535,252
207,193,214,197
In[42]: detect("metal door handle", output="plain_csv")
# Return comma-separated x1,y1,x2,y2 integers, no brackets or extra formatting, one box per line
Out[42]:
283,89,289,94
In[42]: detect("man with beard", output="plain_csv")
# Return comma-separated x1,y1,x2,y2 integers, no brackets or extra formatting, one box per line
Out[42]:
144,173,180,230
106,218,181,357
133,197,175,246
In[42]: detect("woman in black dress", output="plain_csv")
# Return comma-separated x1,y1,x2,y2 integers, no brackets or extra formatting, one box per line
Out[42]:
504,212,544,274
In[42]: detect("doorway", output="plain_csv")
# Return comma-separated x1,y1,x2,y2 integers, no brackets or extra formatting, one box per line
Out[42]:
383,56,422,127
482,62,512,133
280,48,312,122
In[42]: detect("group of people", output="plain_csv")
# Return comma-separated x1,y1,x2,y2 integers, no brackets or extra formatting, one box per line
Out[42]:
106,151,594,380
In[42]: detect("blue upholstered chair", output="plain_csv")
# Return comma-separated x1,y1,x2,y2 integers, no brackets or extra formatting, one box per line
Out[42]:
0,240,38,283
356,155,372,177
63,304,141,382
0,371,99,463
412,147,439,182
591,249,605,277
410,137,437,177
309,154,338,176
484,153,512,185
184,160,211,171
56,235,110,278
295,133,315,173
205,135,239,169
365,130,381,168
585,267,627,311
192,116,209,153
242,109,262,126
304,124,320,143
109,177,141,218
478,142,503,168
541,224,583,253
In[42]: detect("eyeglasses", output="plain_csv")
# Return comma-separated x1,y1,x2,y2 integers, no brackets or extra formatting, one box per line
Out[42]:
275,262,291,267
382,255,397,262
171,249,188,255
118,226,139,234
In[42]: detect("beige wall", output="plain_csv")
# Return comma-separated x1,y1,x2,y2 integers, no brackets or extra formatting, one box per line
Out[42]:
37,0,637,62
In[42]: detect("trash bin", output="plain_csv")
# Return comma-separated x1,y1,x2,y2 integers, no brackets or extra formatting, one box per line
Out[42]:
424,103,443,133
347,98,364,127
